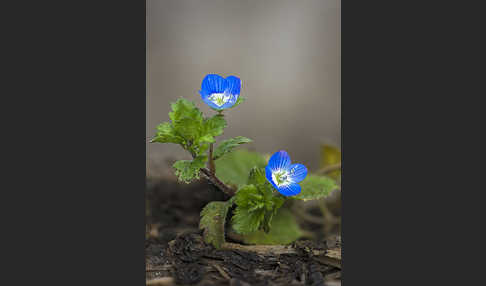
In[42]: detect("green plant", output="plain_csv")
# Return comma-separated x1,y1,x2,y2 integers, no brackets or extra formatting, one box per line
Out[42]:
150,74,338,248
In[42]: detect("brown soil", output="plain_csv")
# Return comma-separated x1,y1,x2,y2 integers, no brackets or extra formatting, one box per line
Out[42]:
146,176,341,286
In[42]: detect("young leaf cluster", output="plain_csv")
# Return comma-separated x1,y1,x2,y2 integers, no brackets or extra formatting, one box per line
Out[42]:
151,98,226,154
231,168,285,234
151,98,253,184
150,98,226,183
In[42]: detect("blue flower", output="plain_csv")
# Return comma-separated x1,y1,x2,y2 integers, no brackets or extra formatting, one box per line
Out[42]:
199,74,241,110
265,150,308,196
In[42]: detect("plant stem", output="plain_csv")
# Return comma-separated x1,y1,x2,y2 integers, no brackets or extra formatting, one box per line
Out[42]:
208,143,215,174
188,145,236,196
200,167,236,196
202,112,233,195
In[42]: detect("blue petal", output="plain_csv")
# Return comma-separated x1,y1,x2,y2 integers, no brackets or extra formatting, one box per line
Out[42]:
265,165,280,190
201,74,227,94
199,87,211,99
267,150,291,172
288,163,308,183
277,183,301,196
225,75,241,95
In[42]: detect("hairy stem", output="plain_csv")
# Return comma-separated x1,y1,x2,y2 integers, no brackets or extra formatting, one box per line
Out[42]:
186,112,235,196
208,143,215,174
200,167,236,196
188,147,235,196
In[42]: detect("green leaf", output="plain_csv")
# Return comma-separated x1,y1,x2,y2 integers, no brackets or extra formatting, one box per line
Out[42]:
199,199,234,249
247,167,267,188
213,136,252,160
247,167,284,218
192,114,227,155
232,205,266,235
173,155,207,183
169,98,203,124
234,185,259,209
150,122,183,144
152,98,229,156
168,98,205,142
261,196,285,232
293,175,338,201
174,118,202,141
232,185,265,234
241,208,302,245
202,114,227,138
231,184,285,235
214,149,267,188
194,114,227,149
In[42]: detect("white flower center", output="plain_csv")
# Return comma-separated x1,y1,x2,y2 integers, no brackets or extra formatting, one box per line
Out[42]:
209,93,231,107
272,169,291,187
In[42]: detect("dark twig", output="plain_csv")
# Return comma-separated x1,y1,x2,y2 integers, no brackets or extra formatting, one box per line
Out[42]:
210,263,231,280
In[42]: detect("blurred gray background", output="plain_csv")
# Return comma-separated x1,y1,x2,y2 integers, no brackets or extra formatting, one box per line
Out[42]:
147,0,340,171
